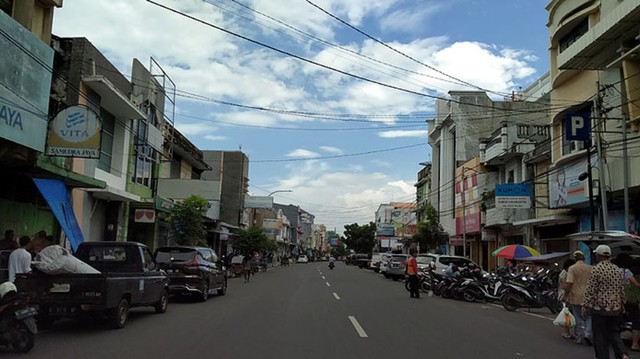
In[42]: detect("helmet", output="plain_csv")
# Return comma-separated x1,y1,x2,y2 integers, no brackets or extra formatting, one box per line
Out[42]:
0,281,17,299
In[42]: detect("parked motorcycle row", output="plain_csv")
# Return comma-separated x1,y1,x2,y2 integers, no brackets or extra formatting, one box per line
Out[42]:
404,264,563,314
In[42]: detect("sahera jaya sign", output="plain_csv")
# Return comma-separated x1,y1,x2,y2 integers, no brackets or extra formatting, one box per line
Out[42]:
46,105,102,158
495,183,532,209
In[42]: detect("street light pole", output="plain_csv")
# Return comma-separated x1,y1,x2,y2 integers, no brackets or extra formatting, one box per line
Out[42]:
268,189,293,197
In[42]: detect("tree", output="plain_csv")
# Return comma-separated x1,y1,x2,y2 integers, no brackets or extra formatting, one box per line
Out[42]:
168,195,208,246
342,222,377,254
413,204,447,252
233,226,277,255
331,242,347,258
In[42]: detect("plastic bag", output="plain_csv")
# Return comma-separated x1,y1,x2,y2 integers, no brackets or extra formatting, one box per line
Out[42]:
553,304,576,328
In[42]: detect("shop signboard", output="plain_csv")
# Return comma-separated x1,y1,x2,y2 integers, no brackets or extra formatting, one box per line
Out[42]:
46,105,102,158
0,11,53,152
495,183,531,209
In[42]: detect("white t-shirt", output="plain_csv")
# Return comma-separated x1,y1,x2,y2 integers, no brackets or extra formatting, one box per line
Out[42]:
8,248,32,282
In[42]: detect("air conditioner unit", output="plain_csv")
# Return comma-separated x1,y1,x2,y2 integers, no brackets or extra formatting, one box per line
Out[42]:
570,141,585,153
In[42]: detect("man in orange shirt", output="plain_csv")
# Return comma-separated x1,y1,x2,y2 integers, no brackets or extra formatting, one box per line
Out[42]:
406,249,420,298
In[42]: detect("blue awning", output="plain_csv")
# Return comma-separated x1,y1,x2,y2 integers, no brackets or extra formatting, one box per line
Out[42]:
33,178,84,251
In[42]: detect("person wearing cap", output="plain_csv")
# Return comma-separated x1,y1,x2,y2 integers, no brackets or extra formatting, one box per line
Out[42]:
565,249,593,345
582,245,628,359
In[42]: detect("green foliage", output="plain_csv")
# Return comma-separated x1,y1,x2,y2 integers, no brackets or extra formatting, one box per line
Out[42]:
413,204,447,252
168,195,208,246
233,226,277,255
331,242,347,257
342,222,376,254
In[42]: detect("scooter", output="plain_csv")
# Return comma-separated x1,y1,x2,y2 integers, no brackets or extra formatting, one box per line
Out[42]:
0,282,38,353
328,261,335,270
501,268,561,314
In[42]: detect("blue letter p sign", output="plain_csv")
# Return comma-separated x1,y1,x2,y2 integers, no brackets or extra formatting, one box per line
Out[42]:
565,113,590,141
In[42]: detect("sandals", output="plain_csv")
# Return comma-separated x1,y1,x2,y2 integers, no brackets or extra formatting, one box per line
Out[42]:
561,333,573,340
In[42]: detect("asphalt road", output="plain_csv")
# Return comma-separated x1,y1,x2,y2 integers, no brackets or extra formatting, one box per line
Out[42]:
3,261,635,359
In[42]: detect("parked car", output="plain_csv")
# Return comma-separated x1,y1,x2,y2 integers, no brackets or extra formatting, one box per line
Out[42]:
386,254,409,280
379,253,393,275
297,255,309,263
16,242,169,329
369,253,382,272
154,246,228,302
354,253,370,269
416,254,480,273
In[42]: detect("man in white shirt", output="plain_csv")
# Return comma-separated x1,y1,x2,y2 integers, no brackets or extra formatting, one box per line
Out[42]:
9,236,32,282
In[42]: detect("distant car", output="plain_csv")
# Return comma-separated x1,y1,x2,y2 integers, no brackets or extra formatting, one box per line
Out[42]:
386,254,409,280
154,246,227,302
417,254,480,273
297,255,309,263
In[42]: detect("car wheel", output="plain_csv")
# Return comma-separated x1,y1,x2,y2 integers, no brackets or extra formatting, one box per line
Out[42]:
199,281,209,302
110,298,129,329
155,289,169,313
217,277,227,296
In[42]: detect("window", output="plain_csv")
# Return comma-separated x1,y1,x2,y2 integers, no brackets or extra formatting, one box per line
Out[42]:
98,108,115,172
559,18,588,53
133,118,156,187
507,170,514,183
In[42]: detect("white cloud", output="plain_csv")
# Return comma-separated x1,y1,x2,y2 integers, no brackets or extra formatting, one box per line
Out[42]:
378,130,428,138
204,135,226,141
287,149,320,158
320,146,343,154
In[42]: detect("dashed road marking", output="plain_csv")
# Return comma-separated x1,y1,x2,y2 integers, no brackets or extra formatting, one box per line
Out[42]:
348,316,368,338
333,292,341,300
326,282,331,287
322,276,326,279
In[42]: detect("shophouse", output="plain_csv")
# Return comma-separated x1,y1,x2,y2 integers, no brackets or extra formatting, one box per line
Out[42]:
546,0,640,247
0,2,106,248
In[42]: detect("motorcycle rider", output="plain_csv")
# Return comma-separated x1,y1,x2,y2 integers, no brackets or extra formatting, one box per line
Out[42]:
328,258,335,269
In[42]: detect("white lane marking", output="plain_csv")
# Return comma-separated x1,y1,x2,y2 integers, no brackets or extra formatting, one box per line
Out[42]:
490,303,553,321
322,276,326,279
348,316,368,338
326,282,331,287
333,292,341,300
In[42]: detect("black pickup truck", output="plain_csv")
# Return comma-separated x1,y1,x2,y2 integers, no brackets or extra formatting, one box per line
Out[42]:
15,242,169,329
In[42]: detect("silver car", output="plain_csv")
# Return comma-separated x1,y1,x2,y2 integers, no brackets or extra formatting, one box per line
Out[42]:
385,254,408,280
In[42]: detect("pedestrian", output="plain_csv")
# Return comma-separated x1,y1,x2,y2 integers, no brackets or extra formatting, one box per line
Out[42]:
582,245,628,359
566,250,593,345
243,254,252,283
0,230,18,251
8,236,32,282
613,253,640,352
406,248,420,299
559,258,577,340
26,230,52,255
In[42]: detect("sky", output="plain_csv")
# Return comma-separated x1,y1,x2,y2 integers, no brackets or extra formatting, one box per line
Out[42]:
52,0,550,233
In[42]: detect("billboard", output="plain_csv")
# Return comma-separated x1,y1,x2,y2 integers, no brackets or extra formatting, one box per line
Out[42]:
548,157,590,209
245,196,273,208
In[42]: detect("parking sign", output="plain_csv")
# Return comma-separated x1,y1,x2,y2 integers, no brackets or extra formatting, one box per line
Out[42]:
565,112,590,141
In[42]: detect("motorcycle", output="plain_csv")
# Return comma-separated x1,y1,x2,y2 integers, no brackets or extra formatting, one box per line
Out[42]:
328,261,335,270
462,272,508,303
501,268,561,314
0,282,37,353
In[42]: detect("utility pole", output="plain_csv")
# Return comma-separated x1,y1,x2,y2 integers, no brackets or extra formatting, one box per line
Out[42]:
594,82,608,230
622,115,631,232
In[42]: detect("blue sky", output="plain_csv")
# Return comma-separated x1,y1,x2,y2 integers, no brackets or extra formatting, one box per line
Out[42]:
53,0,550,232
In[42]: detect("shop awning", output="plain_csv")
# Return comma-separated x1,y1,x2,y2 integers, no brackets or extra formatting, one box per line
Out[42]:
33,178,84,251
85,185,141,202
516,252,570,262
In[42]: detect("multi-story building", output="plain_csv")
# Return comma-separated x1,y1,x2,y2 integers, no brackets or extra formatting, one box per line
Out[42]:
374,202,416,252
415,162,432,222
0,2,107,248
50,38,160,247
546,0,640,249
